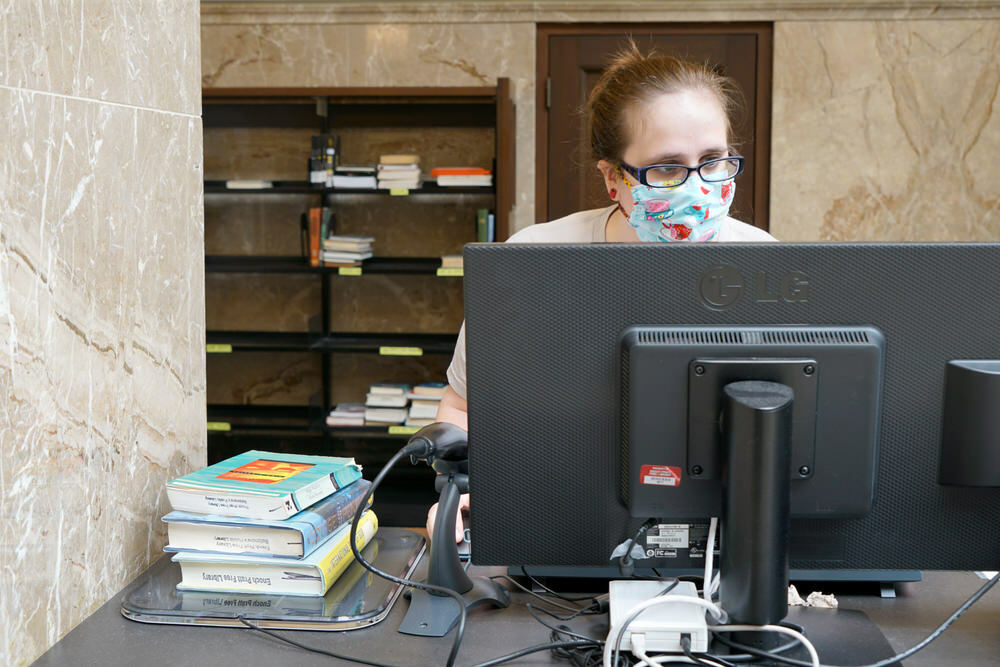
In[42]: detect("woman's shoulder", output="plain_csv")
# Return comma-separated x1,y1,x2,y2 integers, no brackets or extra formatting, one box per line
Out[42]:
718,217,778,242
506,206,613,244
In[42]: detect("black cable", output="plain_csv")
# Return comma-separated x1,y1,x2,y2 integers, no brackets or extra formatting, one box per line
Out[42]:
236,616,398,667
520,566,603,603
489,574,598,616
681,634,738,667
709,570,1000,667
525,604,604,642
349,441,469,667
470,639,600,667
618,518,658,577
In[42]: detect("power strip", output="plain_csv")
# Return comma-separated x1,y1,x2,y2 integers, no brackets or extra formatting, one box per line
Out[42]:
608,580,709,653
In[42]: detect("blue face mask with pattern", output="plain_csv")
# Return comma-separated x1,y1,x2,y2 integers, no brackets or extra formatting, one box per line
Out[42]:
620,171,736,242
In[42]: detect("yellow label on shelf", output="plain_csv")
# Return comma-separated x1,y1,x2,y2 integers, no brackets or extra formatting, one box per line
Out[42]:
207,422,232,432
436,267,464,277
389,426,421,435
338,267,363,276
389,188,409,196
206,344,233,354
379,346,423,357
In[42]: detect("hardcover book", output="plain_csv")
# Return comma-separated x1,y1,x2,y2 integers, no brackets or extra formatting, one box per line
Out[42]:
166,451,362,520
163,479,372,558
173,510,378,597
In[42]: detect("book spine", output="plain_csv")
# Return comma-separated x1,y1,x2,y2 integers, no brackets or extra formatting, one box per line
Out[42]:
166,487,285,520
476,208,489,243
309,207,321,267
300,480,372,556
317,510,378,592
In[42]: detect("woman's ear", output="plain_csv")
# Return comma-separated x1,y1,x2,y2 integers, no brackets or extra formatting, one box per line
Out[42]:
596,160,621,197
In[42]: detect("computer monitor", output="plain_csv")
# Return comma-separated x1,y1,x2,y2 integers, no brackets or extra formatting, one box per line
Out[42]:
462,243,999,604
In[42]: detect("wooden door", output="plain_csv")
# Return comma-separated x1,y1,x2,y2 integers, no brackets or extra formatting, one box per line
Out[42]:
537,25,773,230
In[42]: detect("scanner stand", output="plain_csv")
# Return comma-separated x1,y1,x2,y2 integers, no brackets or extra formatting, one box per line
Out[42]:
398,449,509,637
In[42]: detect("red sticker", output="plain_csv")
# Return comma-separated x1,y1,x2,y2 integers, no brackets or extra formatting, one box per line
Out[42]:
640,465,682,487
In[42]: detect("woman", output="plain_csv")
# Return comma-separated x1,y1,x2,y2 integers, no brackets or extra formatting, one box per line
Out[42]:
429,42,776,541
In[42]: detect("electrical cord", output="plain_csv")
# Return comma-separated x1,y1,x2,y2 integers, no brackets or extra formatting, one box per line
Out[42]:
709,570,1000,667
520,566,606,603
708,625,819,667
236,616,399,667
489,574,603,617
681,634,736,667
703,518,718,605
349,440,470,667
470,639,601,667
620,519,659,577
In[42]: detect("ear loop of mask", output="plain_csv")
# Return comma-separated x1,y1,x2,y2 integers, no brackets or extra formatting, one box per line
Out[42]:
615,167,633,220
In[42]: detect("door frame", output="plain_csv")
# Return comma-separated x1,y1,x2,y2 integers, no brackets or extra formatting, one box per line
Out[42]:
536,23,773,229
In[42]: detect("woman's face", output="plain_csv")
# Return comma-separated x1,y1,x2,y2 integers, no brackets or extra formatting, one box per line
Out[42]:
599,87,730,216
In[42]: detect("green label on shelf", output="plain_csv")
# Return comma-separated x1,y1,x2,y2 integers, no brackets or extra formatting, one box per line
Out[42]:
338,267,363,276
206,344,233,353
379,346,423,357
389,188,409,196
207,422,232,432
436,267,464,277
389,426,421,435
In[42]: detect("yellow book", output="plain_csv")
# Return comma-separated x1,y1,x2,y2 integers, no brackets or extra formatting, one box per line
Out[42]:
173,510,379,597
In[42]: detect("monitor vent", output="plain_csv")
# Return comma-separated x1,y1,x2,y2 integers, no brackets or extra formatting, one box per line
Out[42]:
639,328,871,346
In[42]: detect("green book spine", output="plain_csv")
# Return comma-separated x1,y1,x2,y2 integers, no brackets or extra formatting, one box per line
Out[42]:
476,208,489,243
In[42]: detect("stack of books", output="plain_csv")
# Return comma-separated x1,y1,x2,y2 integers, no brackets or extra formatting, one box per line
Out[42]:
431,167,492,188
322,234,374,267
331,165,376,189
326,402,365,427
162,451,377,597
405,381,448,428
365,382,410,425
377,154,421,190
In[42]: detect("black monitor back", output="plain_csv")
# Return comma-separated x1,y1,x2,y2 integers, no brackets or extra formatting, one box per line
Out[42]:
463,242,1000,570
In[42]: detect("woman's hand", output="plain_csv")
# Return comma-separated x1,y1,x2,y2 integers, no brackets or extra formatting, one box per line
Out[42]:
426,493,471,543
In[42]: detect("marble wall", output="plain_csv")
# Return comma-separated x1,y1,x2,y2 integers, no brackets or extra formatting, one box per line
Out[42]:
201,1,1000,240
0,2,204,665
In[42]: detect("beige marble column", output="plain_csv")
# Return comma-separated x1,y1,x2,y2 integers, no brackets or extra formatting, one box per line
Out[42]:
0,2,205,665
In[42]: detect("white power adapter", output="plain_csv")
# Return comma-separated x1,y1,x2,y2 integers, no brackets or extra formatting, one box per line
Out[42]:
608,580,709,653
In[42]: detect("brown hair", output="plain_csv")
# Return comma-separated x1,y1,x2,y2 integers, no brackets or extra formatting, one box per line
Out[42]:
586,40,744,163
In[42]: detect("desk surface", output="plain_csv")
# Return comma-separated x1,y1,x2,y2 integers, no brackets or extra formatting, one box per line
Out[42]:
34,561,998,667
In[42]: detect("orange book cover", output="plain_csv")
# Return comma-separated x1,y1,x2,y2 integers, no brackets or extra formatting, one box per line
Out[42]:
309,207,321,267
430,167,491,177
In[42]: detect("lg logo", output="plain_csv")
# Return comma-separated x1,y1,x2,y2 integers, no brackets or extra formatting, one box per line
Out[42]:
698,265,809,310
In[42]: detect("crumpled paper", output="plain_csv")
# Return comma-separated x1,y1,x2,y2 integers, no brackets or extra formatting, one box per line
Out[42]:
788,584,838,608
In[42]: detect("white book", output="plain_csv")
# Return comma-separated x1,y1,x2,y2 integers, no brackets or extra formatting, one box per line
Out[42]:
365,393,408,408
407,402,439,420
364,407,408,424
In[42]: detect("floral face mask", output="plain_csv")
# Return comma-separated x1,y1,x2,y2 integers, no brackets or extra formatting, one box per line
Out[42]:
620,171,736,243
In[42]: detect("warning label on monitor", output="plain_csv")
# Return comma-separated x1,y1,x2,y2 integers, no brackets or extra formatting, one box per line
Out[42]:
640,465,682,487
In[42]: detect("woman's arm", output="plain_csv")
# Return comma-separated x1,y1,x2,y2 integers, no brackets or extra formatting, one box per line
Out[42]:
425,385,470,542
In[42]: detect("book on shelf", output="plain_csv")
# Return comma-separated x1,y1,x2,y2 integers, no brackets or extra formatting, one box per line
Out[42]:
225,179,273,189
172,509,378,597
308,207,322,267
326,403,366,427
440,254,463,269
331,174,377,189
437,174,492,187
310,134,339,185
404,416,436,429
365,392,408,408
430,167,491,178
407,401,439,420
476,208,490,243
322,250,373,264
369,382,411,396
163,479,373,558
407,381,448,400
323,235,374,253
409,398,441,411
487,211,495,241
166,451,363,520
378,154,420,166
364,407,408,425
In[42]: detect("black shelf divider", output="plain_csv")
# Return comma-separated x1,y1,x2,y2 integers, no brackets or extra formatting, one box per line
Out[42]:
204,180,494,196
205,256,446,275
206,331,458,354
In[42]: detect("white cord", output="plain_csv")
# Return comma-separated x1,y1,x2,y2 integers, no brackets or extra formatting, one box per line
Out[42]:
708,623,820,667
603,594,726,667
704,517,717,604
631,632,729,667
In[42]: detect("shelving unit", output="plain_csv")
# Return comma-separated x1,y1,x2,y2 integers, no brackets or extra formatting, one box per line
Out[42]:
202,83,514,524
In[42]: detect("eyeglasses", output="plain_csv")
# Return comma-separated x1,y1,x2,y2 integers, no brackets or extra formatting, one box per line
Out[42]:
619,155,745,189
